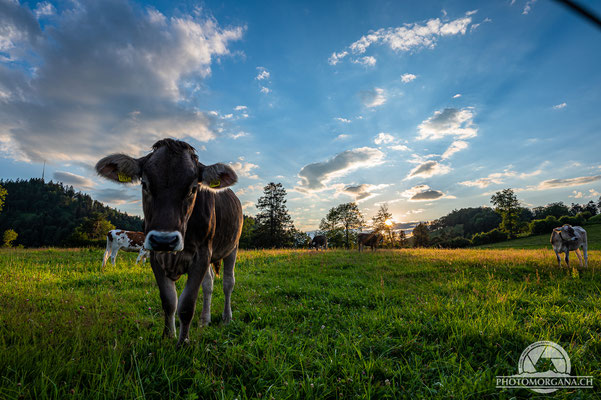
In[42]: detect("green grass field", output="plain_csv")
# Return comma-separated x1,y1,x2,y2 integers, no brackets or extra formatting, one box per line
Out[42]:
1,248,601,399
477,223,601,251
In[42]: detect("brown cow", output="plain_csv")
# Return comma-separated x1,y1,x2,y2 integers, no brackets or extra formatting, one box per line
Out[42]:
96,139,243,346
357,231,383,252
310,235,328,250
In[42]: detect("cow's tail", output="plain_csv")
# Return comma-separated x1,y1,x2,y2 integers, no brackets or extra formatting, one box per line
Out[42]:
212,261,221,278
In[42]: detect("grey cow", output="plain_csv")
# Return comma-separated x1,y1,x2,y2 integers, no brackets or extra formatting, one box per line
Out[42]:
310,235,328,250
550,224,588,268
357,232,384,252
96,139,243,346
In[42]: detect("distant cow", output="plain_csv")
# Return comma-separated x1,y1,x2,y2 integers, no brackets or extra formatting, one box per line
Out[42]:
96,138,242,346
550,224,588,268
310,235,328,250
102,230,149,269
357,232,384,252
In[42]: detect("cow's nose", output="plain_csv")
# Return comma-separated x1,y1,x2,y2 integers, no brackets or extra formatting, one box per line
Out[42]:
146,231,183,252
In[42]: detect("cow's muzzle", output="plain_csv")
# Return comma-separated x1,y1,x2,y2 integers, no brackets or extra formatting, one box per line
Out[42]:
145,230,184,252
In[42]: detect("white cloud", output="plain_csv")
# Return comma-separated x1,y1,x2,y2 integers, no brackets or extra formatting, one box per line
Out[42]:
34,2,55,18
417,108,477,140
241,201,255,211
335,117,351,123
400,184,452,202
331,11,476,66
229,162,259,179
352,56,377,66
453,93,462,98
296,147,385,191
334,134,350,141
328,51,348,65
53,171,95,189
236,184,263,196
406,161,451,179
389,144,410,151
536,175,601,190
401,73,417,83
553,102,567,110
360,87,386,108
0,1,244,163
255,67,270,80
570,191,584,199
374,132,395,145
260,86,271,94
523,0,537,15
460,167,543,188
234,105,247,111
229,131,249,139
441,140,468,159
341,183,390,202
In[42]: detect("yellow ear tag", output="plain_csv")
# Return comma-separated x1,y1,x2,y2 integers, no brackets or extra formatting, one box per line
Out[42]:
118,172,132,183
209,179,221,188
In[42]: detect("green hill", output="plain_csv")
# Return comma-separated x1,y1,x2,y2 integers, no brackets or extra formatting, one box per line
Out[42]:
476,223,601,250
0,179,142,247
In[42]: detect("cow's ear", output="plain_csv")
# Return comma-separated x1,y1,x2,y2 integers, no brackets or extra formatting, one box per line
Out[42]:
199,163,238,189
96,154,143,184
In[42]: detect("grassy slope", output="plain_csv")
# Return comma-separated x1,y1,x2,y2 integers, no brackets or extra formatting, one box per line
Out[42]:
0,248,600,399
477,223,601,250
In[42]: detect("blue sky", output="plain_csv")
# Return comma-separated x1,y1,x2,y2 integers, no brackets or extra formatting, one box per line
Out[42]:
1,0,601,230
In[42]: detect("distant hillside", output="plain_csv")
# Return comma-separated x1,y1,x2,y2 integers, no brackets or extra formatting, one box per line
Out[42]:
476,223,601,251
0,179,142,247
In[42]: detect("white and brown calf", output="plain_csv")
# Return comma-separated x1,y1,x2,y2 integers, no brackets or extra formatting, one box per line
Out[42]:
102,230,149,269
550,224,588,268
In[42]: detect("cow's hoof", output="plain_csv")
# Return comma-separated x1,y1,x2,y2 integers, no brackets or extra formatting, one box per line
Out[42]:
176,338,190,348
222,312,232,324
162,329,176,339
199,318,210,327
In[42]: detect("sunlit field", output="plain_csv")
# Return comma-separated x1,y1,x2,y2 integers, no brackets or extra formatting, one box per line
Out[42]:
1,247,600,399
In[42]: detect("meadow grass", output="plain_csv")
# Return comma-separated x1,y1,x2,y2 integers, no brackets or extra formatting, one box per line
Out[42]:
1,247,600,399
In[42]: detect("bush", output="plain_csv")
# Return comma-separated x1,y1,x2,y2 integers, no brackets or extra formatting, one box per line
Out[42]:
529,215,559,235
577,211,592,221
471,228,508,246
588,214,601,224
558,214,585,226
439,237,472,248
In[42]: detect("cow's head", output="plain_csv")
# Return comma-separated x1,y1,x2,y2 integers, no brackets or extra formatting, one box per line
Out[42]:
96,139,237,252
552,224,577,243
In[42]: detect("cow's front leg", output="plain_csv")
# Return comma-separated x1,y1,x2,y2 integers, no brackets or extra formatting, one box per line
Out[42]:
583,245,588,268
150,259,177,338
555,251,561,268
575,249,584,267
199,264,214,327
564,251,570,269
177,254,209,346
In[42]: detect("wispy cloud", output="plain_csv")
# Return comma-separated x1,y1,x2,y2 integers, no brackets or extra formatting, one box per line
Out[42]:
260,86,271,94
341,184,390,202
401,73,417,83
330,11,476,65
441,140,468,159
352,56,377,66
406,160,451,179
389,144,410,151
53,171,95,189
234,105,247,111
255,67,270,80
335,117,351,123
360,88,387,108
296,147,385,191
460,167,542,188
93,188,140,205
553,102,567,110
453,93,462,98
417,107,477,140
522,0,537,15
334,134,351,141
373,133,395,145
34,1,55,18
536,175,601,189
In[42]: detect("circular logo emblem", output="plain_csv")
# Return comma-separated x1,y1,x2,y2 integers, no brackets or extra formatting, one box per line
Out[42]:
517,341,571,393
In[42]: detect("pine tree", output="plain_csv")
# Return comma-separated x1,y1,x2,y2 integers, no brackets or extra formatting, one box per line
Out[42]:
0,184,6,213
254,183,294,248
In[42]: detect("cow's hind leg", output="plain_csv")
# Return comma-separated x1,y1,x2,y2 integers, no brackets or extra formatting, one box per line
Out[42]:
564,251,570,269
583,244,588,268
222,248,238,324
555,251,561,268
111,248,119,266
102,241,111,269
150,260,178,339
199,263,215,327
